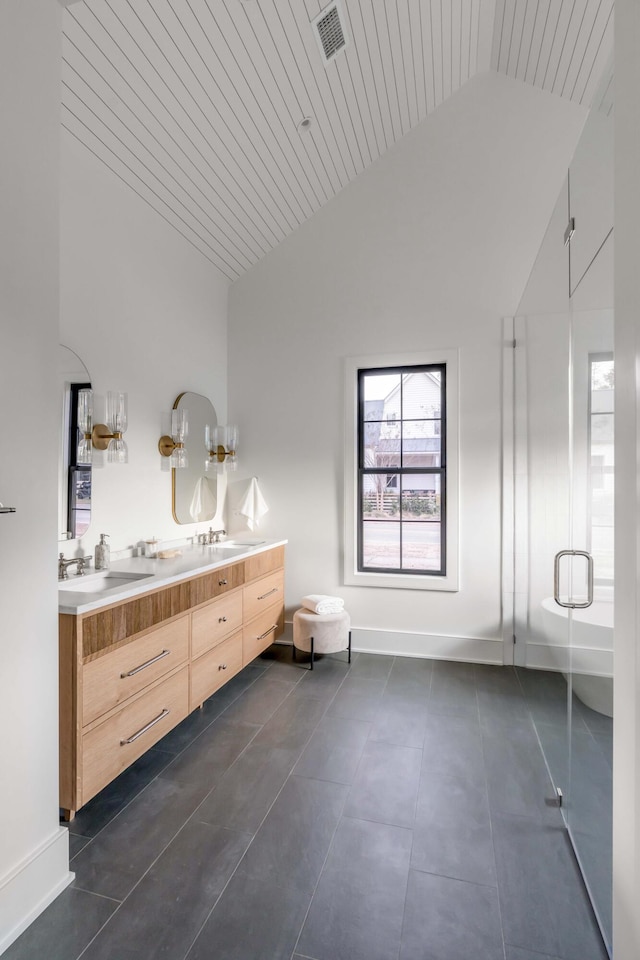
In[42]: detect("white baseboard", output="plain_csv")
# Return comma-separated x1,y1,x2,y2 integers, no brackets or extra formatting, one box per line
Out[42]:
0,827,73,955
525,641,613,676
280,622,504,664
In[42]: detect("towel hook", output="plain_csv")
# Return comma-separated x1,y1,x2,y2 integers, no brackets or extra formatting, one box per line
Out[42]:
0,502,17,514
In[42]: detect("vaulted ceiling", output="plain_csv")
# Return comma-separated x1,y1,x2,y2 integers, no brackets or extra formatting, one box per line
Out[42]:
61,0,613,281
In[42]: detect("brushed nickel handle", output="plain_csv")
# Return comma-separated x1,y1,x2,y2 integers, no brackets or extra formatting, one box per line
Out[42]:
218,578,228,586
257,587,278,601
120,708,170,745
257,624,277,641
218,663,228,671
553,550,594,609
121,649,170,678
218,616,227,623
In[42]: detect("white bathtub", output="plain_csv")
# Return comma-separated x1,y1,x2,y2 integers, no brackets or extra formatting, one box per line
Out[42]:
540,597,613,717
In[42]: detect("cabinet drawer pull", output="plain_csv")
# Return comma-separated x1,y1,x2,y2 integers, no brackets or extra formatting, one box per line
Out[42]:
257,587,278,601
218,663,228,671
120,708,170,745
121,649,171,678
218,616,227,623
218,578,228,586
257,624,277,641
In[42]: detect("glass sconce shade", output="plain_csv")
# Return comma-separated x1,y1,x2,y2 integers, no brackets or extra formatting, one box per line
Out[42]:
77,388,93,465
105,391,128,464
158,408,189,468
206,424,238,472
170,408,188,468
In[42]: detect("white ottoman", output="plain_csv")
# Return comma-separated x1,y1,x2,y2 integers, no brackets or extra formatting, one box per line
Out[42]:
292,608,351,670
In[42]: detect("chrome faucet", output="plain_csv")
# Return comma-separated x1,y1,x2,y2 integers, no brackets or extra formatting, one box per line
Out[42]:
58,553,88,580
198,528,226,545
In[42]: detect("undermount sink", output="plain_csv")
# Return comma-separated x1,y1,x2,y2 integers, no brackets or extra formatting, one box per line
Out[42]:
58,571,153,593
212,539,265,550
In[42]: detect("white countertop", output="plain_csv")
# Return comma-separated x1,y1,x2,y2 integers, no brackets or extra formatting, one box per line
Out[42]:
58,538,287,615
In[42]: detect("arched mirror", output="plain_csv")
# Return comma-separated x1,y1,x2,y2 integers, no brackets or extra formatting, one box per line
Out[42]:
59,345,91,541
172,392,218,524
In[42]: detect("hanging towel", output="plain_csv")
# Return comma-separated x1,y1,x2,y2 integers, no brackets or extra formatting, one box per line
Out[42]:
238,477,269,531
301,594,345,615
189,476,217,521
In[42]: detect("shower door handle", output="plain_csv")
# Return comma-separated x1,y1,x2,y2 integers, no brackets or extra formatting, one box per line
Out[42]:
553,550,594,608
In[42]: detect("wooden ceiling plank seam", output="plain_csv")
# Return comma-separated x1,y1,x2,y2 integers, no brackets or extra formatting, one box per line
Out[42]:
354,0,394,152
370,0,403,139
383,0,412,135
560,0,602,100
458,0,470,87
337,54,376,167
129,0,304,233
512,0,534,80
551,0,588,97
424,0,437,114
396,0,420,129
284,0,352,189
490,0,507,71
569,0,610,102
225,0,345,199
469,0,480,84
324,61,367,174
498,0,517,76
338,1,385,159
245,0,360,184
407,0,428,121
63,120,233,277
529,0,553,85
62,106,240,279
521,0,543,84
62,56,257,268
539,0,570,91
577,4,612,105
440,0,452,102
303,0,322,20
82,3,287,248
261,0,342,204
65,8,276,254
430,0,444,108
450,0,462,93
62,79,251,274
175,0,326,215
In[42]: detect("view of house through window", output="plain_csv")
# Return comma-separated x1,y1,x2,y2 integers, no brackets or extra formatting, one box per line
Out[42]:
589,354,614,582
358,364,446,575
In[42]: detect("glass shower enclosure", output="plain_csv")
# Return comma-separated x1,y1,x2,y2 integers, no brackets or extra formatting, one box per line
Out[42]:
507,90,613,953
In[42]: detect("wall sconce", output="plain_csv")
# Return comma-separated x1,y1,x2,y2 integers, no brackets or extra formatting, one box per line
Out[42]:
77,389,129,464
158,409,189,468
205,424,238,472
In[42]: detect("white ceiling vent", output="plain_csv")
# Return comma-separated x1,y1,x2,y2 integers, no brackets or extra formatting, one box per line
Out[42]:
312,2,348,65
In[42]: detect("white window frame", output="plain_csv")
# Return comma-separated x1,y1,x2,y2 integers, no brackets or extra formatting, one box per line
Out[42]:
344,349,459,591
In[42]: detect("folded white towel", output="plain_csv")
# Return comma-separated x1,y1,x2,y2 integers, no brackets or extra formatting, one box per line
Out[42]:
301,594,345,615
238,477,269,531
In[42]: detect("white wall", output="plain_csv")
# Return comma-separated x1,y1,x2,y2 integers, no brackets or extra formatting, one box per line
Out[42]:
60,131,230,556
613,0,640,955
228,71,586,661
0,1,72,951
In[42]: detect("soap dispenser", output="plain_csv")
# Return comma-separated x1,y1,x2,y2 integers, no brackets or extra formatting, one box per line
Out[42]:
95,533,110,571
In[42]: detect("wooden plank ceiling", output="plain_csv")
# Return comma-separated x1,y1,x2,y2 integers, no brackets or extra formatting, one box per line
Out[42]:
62,0,613,280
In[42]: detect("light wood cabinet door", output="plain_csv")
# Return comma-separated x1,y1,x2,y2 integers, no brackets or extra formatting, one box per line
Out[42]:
242,602,284,665
243,569,284,625
191,590,243,660
82,616,189,727
81,665,189,806
190,631,243,710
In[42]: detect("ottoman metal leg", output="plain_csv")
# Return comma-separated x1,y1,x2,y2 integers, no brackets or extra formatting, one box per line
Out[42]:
348,629,352,663
310,635,314,670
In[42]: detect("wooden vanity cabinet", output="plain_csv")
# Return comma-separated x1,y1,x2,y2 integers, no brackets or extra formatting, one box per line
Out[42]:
59,546,285,820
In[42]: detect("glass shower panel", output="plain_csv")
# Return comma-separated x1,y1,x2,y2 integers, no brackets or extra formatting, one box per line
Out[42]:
513,176,572,800
567,227,613,954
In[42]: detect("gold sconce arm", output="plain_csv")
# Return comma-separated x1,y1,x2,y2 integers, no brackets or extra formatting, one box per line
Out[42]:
209,444,236,463
92,424,124,451
158,436,185,458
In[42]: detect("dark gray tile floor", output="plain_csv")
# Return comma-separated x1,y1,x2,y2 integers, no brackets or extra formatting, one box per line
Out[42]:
6,650,609,960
